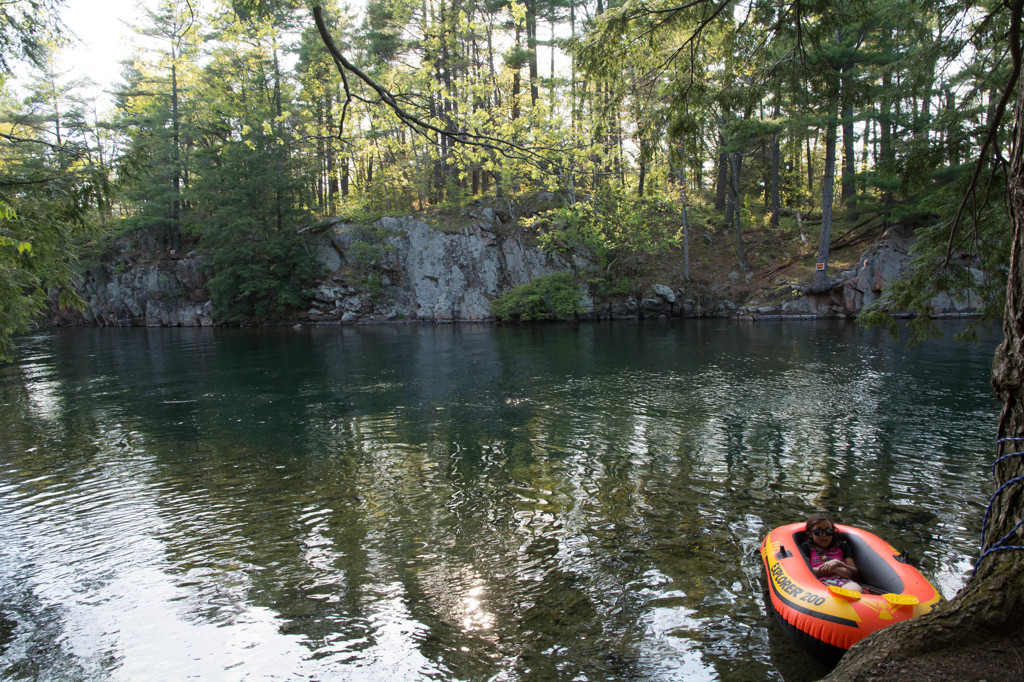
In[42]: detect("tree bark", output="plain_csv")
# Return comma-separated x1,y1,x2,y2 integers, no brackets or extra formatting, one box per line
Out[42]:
730,150,751,272
171,58,181,254
715,133,728,210
841,68,857,217
879,33,894,206
811,115,837,292
675,156,691,281
806,135,815,194
770,125,780,229
526,0,539,106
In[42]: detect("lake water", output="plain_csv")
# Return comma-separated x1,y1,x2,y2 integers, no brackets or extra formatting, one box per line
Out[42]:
0,320,1002,680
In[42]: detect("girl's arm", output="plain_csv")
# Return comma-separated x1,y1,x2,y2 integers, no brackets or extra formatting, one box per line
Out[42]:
816,557,859,579
830,556,859,580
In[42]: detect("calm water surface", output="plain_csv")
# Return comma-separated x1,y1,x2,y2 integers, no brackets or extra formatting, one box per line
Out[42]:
0,321,1001,680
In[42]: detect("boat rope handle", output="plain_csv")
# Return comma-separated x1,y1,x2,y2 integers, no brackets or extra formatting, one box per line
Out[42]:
992,451,1024,474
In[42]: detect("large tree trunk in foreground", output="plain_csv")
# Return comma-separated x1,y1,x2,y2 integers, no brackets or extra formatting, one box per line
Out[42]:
825,49,1024,682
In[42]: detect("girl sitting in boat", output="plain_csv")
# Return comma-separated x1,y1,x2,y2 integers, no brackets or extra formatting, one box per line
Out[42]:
801,512,863,592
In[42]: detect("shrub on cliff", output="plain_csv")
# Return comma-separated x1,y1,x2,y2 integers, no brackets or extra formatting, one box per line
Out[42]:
527,191,682,276
490,273,583,321
206,229,322,324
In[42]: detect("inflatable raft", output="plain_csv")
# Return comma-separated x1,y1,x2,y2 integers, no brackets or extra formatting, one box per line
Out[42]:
760,522,944,662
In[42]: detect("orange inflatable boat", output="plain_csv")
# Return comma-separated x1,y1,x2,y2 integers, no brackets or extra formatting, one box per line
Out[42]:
760,522,945,662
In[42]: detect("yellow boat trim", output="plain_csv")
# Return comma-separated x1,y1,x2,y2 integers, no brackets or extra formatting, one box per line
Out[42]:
883,593,919,606
828,585,861,600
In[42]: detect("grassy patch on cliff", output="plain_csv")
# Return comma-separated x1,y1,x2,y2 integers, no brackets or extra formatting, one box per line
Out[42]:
490,273,585,321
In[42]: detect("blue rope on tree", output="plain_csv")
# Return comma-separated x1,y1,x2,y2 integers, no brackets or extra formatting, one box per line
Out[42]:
994,437,1024,474
992,451,1024,475
973,441,1024,575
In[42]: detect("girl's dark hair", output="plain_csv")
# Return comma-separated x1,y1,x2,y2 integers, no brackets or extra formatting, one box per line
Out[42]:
806,512,839,548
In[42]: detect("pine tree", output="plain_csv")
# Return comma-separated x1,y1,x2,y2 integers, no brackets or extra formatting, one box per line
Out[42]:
114,0,202,254
189,2,321,322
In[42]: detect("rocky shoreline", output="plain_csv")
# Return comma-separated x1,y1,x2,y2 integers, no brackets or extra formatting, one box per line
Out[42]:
52,213,982,328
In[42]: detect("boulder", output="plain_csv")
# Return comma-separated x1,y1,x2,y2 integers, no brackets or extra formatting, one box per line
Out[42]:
840,225,915,313
838,223,982,316
653,283,676,303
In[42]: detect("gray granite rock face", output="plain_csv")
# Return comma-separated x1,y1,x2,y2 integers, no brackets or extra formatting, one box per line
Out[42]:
56,217,983,327
64,254,214,327
307,216,575,322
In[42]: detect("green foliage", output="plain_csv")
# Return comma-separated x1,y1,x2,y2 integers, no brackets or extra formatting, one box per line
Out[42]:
197,159,322,322
490,273,583,321
335,207,388,225
0,71,105,361
192,121,321,323
205,227,321,323
530,190,682,274
0,0,65,74
3,0,1012,344
0,201,41,360
0,184,94,360
362,0,407,65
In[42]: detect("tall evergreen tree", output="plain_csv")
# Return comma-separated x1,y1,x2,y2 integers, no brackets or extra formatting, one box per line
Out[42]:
115,0,202,254
190,3,321,322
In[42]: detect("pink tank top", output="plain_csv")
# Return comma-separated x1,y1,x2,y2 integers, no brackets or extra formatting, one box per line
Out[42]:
809,545,844,571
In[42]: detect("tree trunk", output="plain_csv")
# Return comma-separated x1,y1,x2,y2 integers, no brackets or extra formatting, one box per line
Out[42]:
511,24,522,121
716,133,729,210
770,106,781,229
526,0,539,106
638,136,651,198
675,155,691,281
879,60,894,205
806,135,815,195
171,57,181,254
946,90,960,166
730,151,751,272
724,152,736,227
811,115,837,292
825,22,1024,677
326,98,338,213
841,68,857,217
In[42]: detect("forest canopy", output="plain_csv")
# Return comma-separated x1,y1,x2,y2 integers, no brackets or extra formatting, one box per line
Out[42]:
0,0,1017,353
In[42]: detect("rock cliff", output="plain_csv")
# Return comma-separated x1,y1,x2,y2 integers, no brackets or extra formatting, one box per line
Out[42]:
789,224,982,319
306,214,582,322
53,217,981,327
56,212,583,327
55,252,214,327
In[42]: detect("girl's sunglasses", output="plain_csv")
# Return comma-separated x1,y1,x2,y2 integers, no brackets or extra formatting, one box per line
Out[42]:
811,528,835,537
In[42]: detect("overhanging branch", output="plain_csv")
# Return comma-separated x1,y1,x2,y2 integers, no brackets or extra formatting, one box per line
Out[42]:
311,5,566,171
945,0,1023,264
